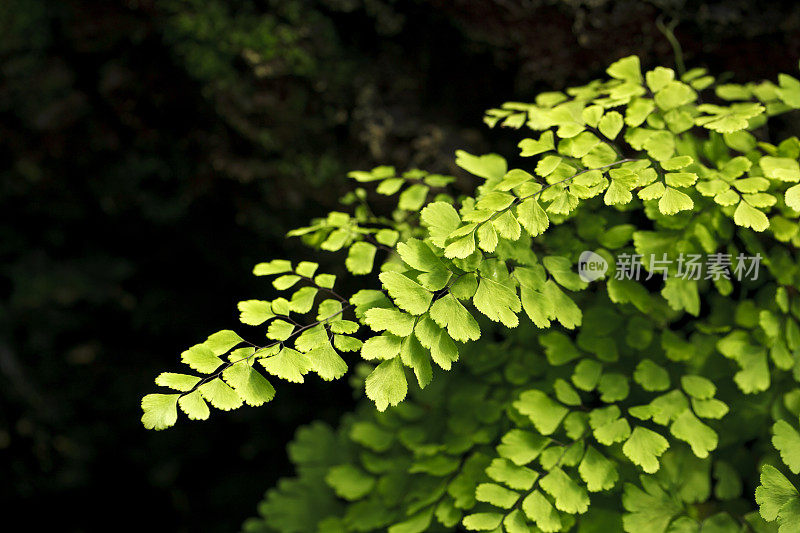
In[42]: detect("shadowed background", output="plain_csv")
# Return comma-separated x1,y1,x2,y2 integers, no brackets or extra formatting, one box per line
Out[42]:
2,0,799,530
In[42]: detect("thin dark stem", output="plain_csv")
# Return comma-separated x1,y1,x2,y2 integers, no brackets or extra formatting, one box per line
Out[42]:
530,158,638,200
297,274,349,303
363,233,394,253
178,303,353,397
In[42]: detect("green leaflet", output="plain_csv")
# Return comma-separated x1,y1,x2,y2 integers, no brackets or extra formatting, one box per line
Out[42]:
456,150,507,181
429,294,480,342
598,373,629,402
583,105,603,127
462,512,503,531
514,390,568,435
181,343,223,374
178,390,210,421
607,55,642,83
364,307,416,337
141,393,179,430
681,375,716,399
259,348,311,383
475,482,520,508
658,186,693,215
773,421,800,475
345,241,377,275
389,509,434,533
322,220,360,252
326,464,375,500
238,300,275,325
670,410,718,458
289,287,318,313
662,278,699,317
498,168,535,190
522,490,562,531
294,323,327,353
308,340,348,381
472,277,521,327
360,333,402,361
517,197,550,237
444,230,477,259
399,334,432,388
537,155,562,177
520,282,555,328
598,111,624,139
590,407,631,446
734,199,770,232
502,509,530,533
756,465,800,525
365,356,408,412
695,102,764,133
253,259,292,276
633,360,670,392
222,362,276,407
543,256,586,291
486,458,538,490
573,359,603,391
349,421,393,452
497,429,550,466
543,280,582,329
647,67,675,92
155,372,201,392
414,317,459,370
654,81,696,110
519,130,555,157
622,480,681,533
692,398,728,420
399,183,430,211
314,273,336,289
554,379,581,406
476,222,498,253
623,427,669,473
760,156,800,181
379,271,433,315
604,179,633,205
540,467,590,514
713,461,742,500
786,184,800,211
295,261,319,278
626,98,655,126
777,73,800,108
493,210,522,241
541,332,580,366
273,274,301,290
578,447,618,492
199,378,243,411
421,201,461,248
267,319,295,341
397,238,445,273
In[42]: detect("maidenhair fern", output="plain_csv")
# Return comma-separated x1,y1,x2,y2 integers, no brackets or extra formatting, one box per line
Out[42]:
143,56,800,532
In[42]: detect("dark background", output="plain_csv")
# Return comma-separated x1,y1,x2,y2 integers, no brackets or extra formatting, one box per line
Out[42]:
2,0,799,530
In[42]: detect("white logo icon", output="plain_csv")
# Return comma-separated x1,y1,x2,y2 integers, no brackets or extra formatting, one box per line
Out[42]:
578,251,608,282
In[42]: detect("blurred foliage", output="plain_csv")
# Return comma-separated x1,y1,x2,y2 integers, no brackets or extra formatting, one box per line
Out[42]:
2,0,800,530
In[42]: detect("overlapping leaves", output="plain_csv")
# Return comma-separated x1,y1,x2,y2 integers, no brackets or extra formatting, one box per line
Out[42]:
146,55,800,533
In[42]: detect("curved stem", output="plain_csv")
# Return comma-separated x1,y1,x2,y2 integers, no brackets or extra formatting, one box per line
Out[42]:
656,15,686,76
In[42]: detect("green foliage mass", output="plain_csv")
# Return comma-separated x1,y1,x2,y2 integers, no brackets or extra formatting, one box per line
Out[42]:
145,56,800,532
